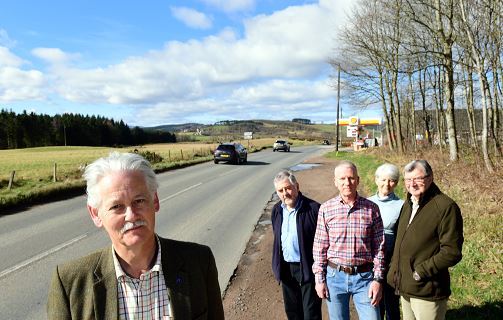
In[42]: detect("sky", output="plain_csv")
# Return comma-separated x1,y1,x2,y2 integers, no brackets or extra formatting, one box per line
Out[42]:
0,0,381,127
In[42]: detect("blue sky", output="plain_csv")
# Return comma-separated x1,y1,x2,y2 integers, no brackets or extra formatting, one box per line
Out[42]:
0,0,381,127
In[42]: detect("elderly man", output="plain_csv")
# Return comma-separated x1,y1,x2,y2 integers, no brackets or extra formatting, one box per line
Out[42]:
312,160,385,320
47,152,224,319
387,160,463,320
272,170,322,319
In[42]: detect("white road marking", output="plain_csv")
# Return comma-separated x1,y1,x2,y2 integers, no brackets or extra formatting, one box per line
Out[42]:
160,183,203,203
0,234,88,279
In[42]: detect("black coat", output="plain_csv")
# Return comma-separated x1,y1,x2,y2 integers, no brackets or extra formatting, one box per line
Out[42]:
271,192,320,283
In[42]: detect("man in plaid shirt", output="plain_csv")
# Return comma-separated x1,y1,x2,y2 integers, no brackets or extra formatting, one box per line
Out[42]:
312,160,385,320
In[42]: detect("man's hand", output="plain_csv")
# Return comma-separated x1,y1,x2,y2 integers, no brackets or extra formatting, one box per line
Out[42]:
315,282,329,299
368,281,382,306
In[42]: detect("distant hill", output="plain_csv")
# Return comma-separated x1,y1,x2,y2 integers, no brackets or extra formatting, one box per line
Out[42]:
143,119,360,142
145,123,203,132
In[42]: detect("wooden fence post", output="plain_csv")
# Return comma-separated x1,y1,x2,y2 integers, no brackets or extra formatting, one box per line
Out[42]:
168,150,171,162
53,163,57,182
180,149,183,160
8,171,15,190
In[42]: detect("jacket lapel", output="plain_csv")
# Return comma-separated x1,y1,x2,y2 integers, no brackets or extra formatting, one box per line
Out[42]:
93,247,119,320
160,238,191,319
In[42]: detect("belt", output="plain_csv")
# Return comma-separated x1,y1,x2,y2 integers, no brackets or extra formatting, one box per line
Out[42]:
327,261,373,275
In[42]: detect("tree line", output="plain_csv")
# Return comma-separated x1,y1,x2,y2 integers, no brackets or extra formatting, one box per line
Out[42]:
0,109,176,149
333,0,502,172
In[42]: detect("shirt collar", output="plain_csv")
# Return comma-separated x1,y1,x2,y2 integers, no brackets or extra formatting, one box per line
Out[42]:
337,192,361,206
375,192,397,201
113,235,163,280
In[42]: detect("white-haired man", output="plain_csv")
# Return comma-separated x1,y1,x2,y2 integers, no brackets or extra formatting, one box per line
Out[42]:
47,152,224,319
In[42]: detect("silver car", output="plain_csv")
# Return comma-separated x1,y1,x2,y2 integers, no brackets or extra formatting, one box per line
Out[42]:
273,140,290,152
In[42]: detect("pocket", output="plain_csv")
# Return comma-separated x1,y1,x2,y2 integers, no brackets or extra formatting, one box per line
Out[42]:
326,264,337,278
358,270,374,280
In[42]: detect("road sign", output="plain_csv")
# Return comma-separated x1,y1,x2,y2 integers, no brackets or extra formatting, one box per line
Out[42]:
347,126,359,137
244,132,253,139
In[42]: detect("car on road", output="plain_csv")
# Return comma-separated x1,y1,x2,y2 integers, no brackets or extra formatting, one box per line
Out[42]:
273,139,290,152
214,142,248,164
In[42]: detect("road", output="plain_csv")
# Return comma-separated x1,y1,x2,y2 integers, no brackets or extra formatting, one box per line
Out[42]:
0,145,331,320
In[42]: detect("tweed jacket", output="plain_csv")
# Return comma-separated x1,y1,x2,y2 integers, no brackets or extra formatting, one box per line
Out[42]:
47,236,224,320
387,183,463,301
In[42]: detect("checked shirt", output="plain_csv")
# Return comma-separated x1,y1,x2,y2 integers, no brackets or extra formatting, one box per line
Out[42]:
113,237,172,320
312,194,385,283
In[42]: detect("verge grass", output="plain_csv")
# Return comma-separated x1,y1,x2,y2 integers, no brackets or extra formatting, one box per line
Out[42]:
324,147,502,319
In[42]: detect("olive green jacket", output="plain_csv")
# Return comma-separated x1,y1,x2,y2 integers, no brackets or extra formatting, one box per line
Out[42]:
47,237,224,320
387,183,463,300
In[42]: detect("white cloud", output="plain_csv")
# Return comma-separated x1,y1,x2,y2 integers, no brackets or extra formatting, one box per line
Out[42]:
0,47,46,101
231,79,334,103
199,0,255,13
0,67,45,101
32,47,79,65
0,47,24,67
49,1,342,105
0,29,16,48
171,7,213,30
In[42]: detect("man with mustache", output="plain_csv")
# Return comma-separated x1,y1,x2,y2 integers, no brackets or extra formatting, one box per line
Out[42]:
271,170,322,319
312,160,385,320
47,152,224,319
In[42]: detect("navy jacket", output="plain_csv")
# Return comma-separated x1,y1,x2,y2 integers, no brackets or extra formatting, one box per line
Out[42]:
271,193,320,283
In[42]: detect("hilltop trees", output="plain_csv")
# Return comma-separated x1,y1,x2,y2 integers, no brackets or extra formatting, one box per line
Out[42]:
0,110,176,149
333,0,502,171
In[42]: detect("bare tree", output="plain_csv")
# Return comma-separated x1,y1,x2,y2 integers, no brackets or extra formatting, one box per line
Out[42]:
458,0,496,171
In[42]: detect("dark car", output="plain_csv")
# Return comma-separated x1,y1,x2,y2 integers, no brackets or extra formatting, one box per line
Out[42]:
214,143,248,164
273,140,290,152
322,139,331,145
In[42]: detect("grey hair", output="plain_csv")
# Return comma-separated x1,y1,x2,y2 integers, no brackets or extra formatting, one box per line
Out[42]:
375,163,400,181
334,160,358,176
83,152,159,208
404,160,433,177
273,169,298,187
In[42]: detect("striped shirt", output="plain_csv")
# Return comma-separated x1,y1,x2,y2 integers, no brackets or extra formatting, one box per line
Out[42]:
113,237,172,320
312,195,385,283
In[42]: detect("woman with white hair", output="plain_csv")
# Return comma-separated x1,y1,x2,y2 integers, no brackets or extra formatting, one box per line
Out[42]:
368,163,404,320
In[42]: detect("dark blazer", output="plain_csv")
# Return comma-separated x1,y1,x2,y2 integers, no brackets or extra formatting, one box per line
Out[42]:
271,192,320,283
47,237,224,320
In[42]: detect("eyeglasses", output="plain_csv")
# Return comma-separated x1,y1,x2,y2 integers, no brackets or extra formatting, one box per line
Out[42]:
404,176,429,183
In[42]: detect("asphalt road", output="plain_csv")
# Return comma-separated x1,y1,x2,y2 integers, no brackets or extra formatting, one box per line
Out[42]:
0,145,331,319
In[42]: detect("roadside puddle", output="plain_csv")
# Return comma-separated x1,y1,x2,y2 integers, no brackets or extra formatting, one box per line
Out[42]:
289,163,321,171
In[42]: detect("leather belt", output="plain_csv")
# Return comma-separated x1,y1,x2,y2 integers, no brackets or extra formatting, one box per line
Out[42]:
327,261,373,275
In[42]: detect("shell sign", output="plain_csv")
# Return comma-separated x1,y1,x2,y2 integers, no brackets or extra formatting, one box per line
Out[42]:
349,116,359,126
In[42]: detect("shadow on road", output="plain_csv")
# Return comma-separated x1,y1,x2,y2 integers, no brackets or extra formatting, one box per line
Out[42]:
272,150,302,154
243,161,270,166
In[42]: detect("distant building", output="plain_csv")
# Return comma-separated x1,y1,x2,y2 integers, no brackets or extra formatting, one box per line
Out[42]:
292,118,311,124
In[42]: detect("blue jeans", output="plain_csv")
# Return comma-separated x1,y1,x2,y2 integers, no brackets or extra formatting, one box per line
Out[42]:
325,265,380,320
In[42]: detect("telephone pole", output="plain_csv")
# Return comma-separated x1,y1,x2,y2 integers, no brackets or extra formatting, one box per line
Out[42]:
335,64,340,152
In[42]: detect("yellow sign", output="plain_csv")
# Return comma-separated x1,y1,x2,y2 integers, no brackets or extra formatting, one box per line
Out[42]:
338,118,381,126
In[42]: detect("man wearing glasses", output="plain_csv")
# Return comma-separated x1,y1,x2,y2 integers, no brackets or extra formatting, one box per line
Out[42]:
387,160,464,320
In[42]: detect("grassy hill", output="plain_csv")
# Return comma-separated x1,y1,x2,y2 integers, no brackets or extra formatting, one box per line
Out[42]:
145,119,378,144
